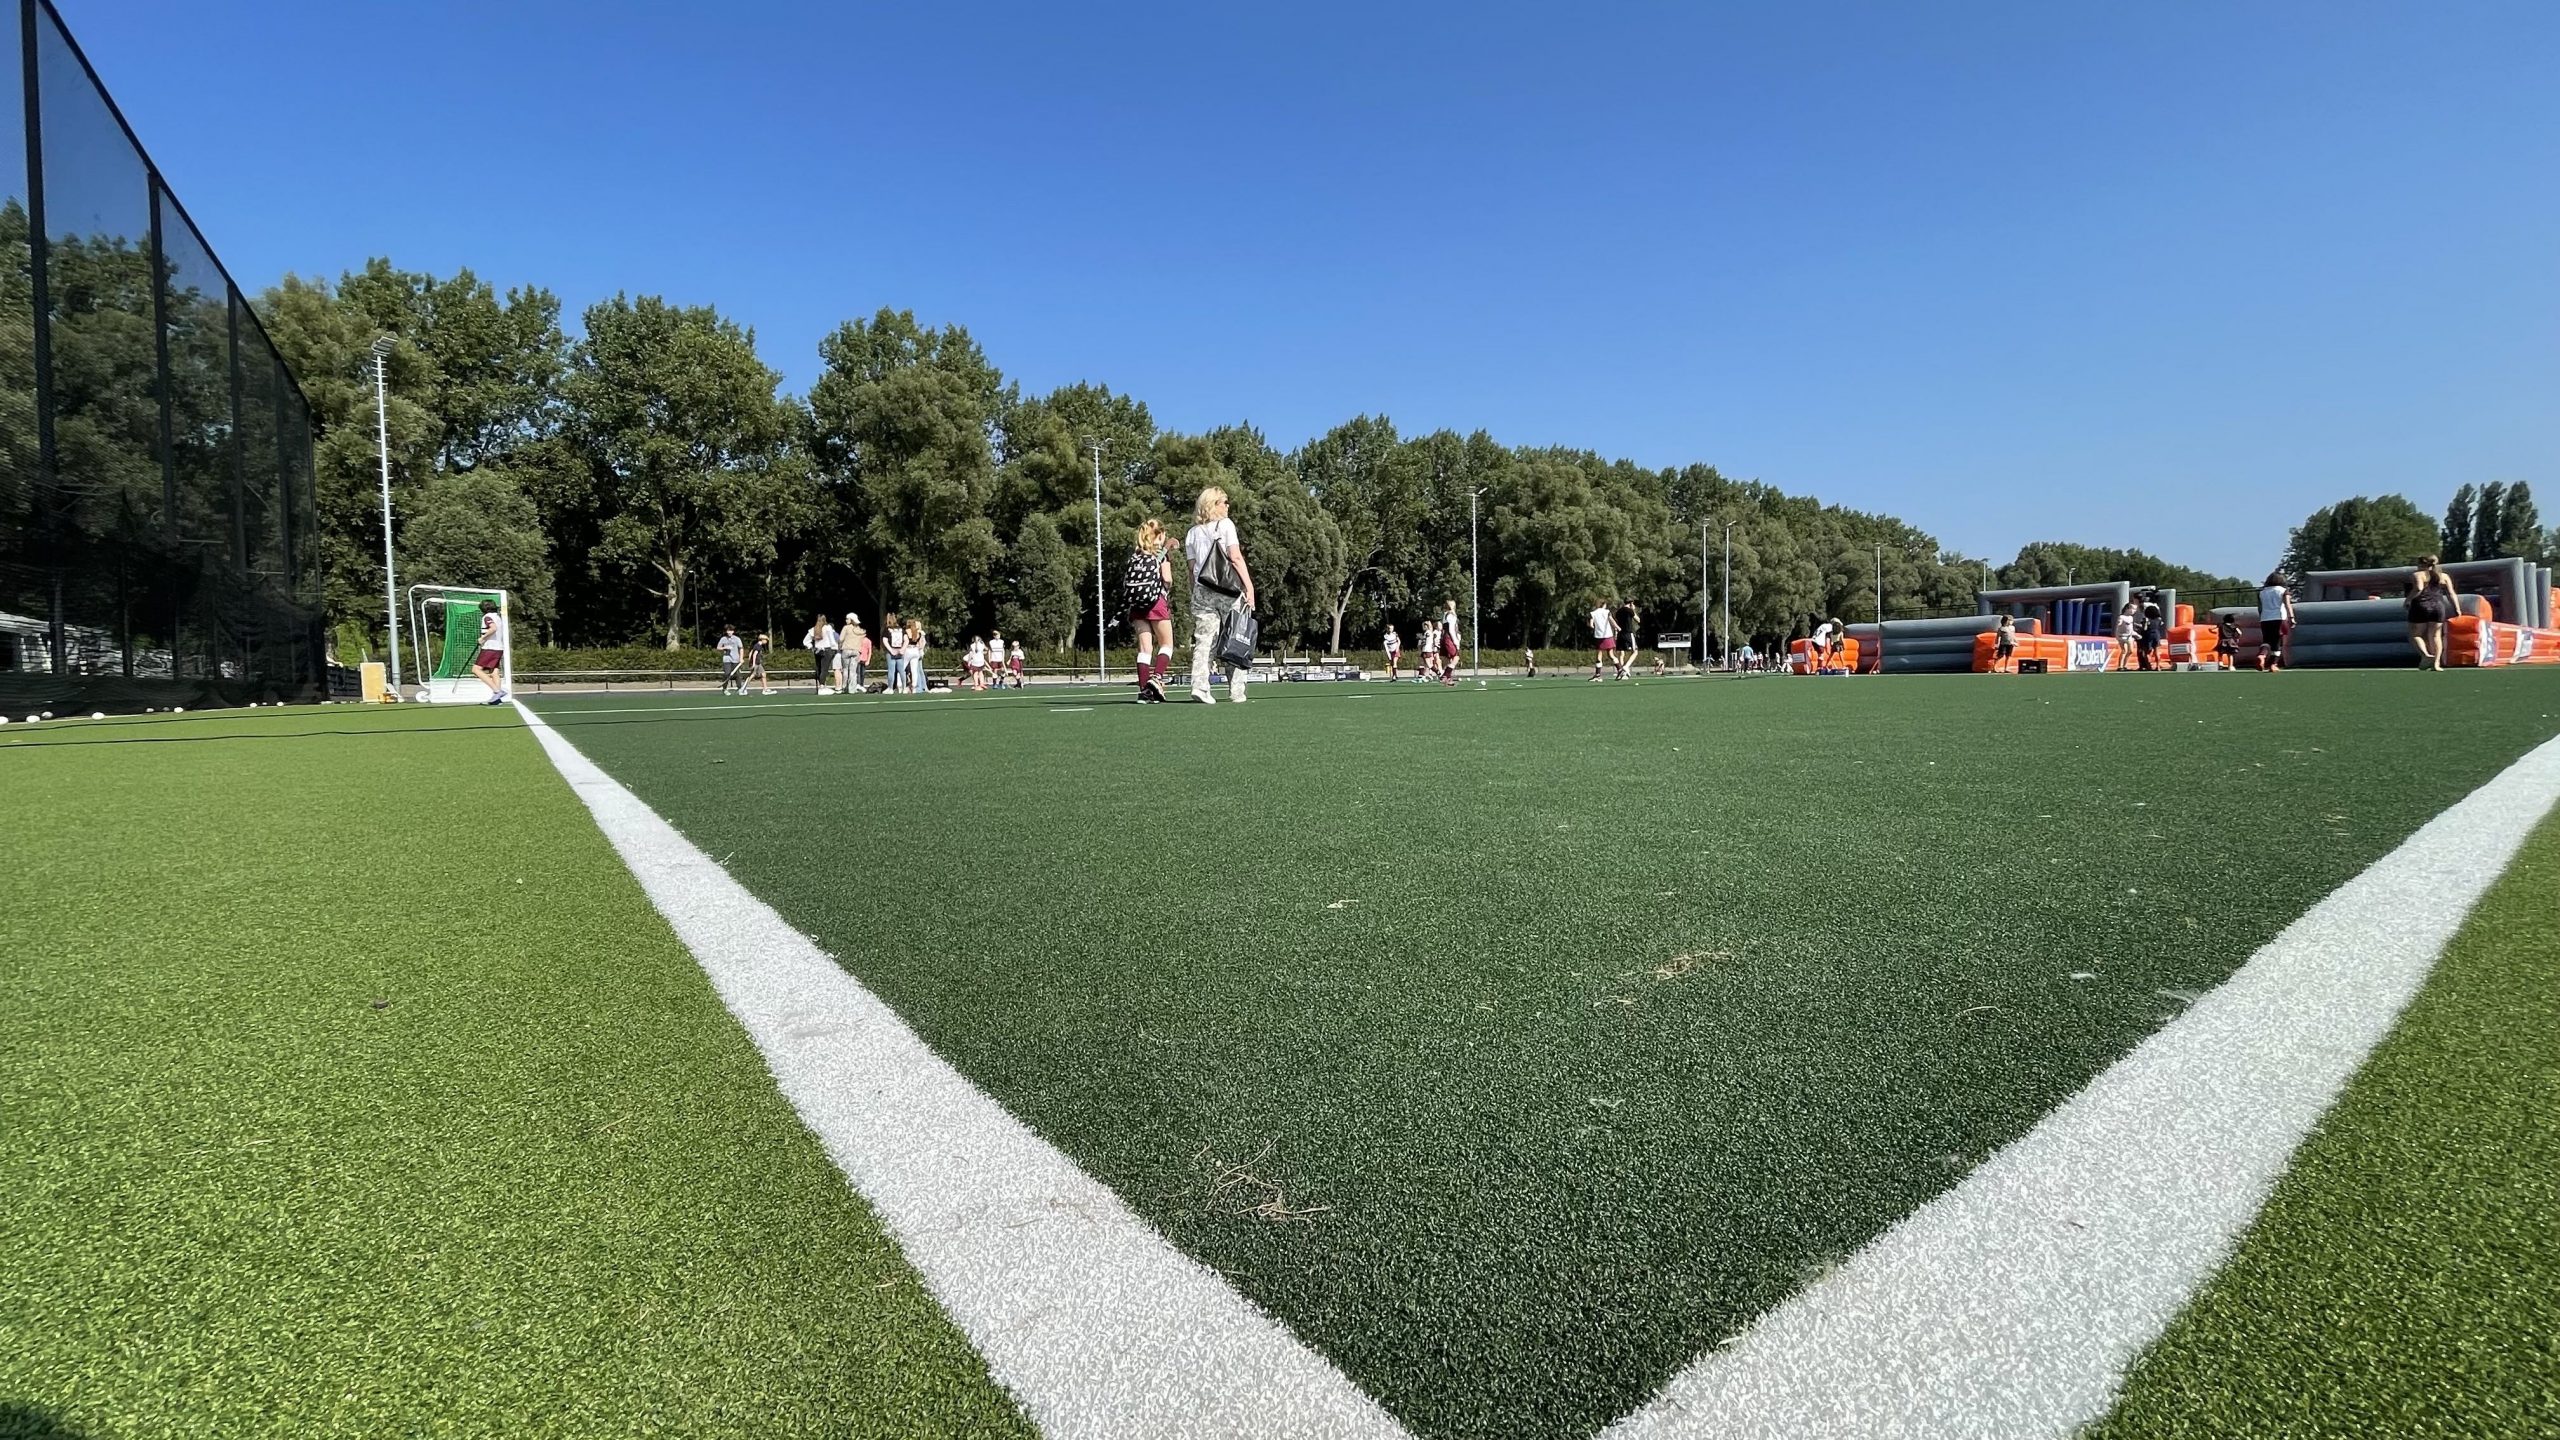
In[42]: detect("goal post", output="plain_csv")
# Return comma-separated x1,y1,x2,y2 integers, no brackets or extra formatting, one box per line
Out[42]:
405,585,511,703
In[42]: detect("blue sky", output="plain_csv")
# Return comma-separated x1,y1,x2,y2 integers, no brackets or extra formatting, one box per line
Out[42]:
58,0,2560,578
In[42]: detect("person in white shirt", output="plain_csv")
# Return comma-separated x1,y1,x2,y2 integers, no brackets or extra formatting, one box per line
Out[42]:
2256,572,2295,672
1382,625,1402,681
1809,617,1841,670
1589,601,1618,682
1440,599,1462,685
964,636,989,691
988,631,1008,673
2112,605,2139,671
904,620,928,692
1183,486,1256,704
470,600,509,704
804,613,838,694
1416,621,1436,682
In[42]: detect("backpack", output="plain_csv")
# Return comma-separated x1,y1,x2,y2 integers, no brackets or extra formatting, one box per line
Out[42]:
1122,546,1166,608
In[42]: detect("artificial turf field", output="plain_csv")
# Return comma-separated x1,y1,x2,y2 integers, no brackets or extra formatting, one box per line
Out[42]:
523,670,2560,1438
4,671,2557,1439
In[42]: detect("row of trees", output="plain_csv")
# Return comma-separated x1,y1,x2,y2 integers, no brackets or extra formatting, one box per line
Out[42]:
2281,485,2554,580
266,257,2552,659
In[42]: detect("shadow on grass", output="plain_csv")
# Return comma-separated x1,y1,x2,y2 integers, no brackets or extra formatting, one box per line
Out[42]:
0,1403,93,1439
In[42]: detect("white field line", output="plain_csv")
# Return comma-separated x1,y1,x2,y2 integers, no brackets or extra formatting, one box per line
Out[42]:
514,703,1409,1440
1598,729,2560,1440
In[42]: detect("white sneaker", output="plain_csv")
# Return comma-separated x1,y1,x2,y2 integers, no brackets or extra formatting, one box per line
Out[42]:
1191,688,1216,704
818,686,836,695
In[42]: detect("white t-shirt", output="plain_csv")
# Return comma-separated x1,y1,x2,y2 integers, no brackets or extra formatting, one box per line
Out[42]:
988,637,1007,663
2258,585,2290,621
717,634,743,664
966,641,987,667
1589,607,1616,640
1812,622,1836,648
2114,612,2136,640
1443,608,1461,645
479,612,507,654
808,623,836,652
1185,518,1240,587
1383,628,1400,653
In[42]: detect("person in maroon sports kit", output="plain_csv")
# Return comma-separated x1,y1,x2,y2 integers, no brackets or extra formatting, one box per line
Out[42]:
471,600,509,705
1124,517,1176,702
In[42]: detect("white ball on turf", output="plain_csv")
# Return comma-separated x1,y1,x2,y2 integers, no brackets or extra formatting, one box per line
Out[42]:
91,712,105,720
172,706,184,713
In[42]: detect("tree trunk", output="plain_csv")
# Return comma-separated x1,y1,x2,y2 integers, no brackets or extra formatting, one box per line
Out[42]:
661,556,687,650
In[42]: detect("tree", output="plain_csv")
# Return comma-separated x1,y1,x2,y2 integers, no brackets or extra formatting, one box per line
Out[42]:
2492,482,2543,564
1300,416,1426,649
808,309,1006,636
2472,481,2506,563
994,511,1082,657
2282,495,2441,575
2440,484,2477,563
563,294,808,649
400,468,557,634
1207,424,1342,649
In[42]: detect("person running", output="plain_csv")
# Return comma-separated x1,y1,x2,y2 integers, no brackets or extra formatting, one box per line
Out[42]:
716,624,746,695
746,632,774,695
470,600,509,705
2256,572,2295,672
880,611,905,694
964,635,989,690
905,620,928,692
1123,518,1176,702
2406,554,2460,671
1383,624,1402,681
1616,601,1642,679
804,613,839,694
1184,485,1256,704
839,612,870,693
1589,599,1618,681
1993,613,2017,672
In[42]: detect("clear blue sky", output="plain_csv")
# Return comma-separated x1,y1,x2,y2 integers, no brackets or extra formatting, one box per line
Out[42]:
60,0,2560,578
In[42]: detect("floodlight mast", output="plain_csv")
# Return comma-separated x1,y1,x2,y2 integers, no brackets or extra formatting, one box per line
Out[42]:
372,337,400,691
1088,439,1106,684
1469,486,1486,680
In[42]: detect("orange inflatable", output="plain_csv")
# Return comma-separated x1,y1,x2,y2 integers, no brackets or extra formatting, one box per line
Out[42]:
1789,635,1862,674
1972,632,2124,673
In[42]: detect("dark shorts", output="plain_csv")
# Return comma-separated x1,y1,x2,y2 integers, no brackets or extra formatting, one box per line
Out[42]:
1129,596,1169,624
1995,639,2015,656
474,648,503,670
1597,637,1617,652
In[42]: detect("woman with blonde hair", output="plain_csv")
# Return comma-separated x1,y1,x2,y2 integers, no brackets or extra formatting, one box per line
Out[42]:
1183,486,1256,704
803,612,838,694
905,618,928,692
1122,517,1176,702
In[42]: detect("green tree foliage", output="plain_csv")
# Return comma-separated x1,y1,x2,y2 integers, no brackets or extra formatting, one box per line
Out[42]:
2471,481,2505,564
564,294,808,649
2440,483,2476,563
2283,495,2442,576
2491,482,2542,564
251,255,2279,659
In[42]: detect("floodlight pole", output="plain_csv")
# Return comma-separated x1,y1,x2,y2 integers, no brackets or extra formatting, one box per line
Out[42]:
372,338,400,691
1088,439,1105,684
1721,520,1735,670
1874,542,1884,624
1469,486,1486,679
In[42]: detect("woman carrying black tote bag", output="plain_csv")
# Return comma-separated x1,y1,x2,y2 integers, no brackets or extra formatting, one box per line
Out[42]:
1183,486,1257,704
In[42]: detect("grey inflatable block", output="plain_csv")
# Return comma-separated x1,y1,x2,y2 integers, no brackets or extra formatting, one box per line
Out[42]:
1884,636,1993,656
1880,654,1978,674
1879,615,2002,638
2288,642,2422,668
2294,622,2427,645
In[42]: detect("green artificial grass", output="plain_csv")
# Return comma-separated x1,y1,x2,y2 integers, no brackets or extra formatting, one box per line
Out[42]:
0,705,1028,1440
531,670,2560,1440
2090,805,2560,1440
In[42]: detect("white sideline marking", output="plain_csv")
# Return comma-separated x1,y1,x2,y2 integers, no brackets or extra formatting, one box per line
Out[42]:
1599,730,2560,1440
514,703,1409,1440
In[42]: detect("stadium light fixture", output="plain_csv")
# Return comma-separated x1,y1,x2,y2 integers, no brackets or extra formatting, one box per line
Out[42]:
372,337,400,691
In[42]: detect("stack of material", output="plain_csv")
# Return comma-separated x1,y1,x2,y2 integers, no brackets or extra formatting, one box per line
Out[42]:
1875,615,2002,675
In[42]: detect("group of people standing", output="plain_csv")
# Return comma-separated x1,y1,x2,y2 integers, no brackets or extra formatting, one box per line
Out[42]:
1381,600,1466,684
712,615,1024,697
